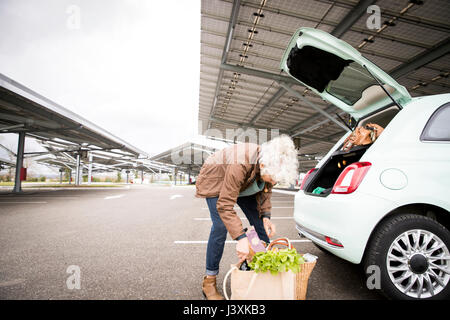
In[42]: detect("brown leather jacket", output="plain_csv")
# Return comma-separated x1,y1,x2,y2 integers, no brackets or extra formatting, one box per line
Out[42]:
195,143,273,239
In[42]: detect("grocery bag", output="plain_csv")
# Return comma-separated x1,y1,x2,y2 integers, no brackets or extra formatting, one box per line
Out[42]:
223,238,317,300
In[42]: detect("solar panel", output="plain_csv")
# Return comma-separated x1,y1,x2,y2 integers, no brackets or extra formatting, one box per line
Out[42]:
199,0,450,170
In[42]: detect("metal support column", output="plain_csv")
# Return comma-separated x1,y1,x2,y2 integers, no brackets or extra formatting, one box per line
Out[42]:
126,170,130,184
188,166,191,185
13,132,25,193
59,168,63,184
141,168,144,184
75,153,81,186
88,152,93,185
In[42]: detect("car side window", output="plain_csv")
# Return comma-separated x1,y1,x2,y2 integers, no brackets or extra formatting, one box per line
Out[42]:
421,102,450,142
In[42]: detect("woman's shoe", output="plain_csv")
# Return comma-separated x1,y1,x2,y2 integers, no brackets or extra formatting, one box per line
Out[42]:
202,276,225,300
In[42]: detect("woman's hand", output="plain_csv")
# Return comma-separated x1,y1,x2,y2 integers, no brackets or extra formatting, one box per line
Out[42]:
263,217,276,238
236,237,250,263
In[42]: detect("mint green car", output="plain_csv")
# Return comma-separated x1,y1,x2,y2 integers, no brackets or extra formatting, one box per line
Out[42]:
281,28,450,300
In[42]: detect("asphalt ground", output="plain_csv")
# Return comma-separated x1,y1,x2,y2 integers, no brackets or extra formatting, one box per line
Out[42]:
0,185,382,300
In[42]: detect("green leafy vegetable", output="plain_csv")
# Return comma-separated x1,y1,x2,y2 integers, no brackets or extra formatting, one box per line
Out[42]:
248,248,305,275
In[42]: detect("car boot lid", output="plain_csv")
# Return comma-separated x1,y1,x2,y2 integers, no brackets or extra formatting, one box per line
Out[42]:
280,27,411,121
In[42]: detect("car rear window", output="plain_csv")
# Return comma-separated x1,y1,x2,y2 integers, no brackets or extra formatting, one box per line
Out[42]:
421,102,450,142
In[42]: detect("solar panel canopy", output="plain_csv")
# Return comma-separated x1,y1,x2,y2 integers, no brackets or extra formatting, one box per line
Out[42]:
0,73,148,159
199,0,450,171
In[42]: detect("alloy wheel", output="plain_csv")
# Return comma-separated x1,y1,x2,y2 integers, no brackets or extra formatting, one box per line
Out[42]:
386,229,450,299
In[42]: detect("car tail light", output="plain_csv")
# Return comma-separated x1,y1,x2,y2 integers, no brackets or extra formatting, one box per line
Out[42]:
331,162,371,194
300,168,316,190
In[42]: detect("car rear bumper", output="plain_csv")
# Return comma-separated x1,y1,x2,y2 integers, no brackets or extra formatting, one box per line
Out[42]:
294,190,395,264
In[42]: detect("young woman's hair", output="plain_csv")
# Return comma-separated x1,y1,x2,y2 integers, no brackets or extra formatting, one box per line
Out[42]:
259,135,298,185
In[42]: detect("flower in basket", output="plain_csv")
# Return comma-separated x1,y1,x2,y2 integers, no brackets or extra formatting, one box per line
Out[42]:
248,247,306,275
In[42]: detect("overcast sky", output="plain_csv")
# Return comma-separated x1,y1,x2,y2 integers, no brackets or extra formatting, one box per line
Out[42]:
0,0,200,161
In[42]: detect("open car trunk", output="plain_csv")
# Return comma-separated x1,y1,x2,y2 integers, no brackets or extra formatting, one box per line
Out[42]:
304,145,370,196
303,104,400,197
278,28,411,197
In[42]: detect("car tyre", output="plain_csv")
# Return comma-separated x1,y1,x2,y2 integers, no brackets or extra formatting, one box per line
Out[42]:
363,213,450,300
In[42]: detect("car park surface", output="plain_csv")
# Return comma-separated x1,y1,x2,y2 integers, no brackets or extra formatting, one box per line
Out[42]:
0,185,381,300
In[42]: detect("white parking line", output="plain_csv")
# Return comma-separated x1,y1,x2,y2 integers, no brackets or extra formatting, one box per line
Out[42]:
201,206,293,210
0,201,47,204
170,195,183,200
104,194,124,200
271,201,294,203
2,196,79,198
272,189,298,195
194,217,293,221
0,278,26,287
174,239,311,244
16,187,131,191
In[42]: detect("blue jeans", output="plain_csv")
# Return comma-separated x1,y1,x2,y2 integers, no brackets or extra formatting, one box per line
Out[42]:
205,195,270,276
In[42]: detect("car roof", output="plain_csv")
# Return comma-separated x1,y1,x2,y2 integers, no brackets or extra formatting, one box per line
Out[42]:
403,93,450,113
